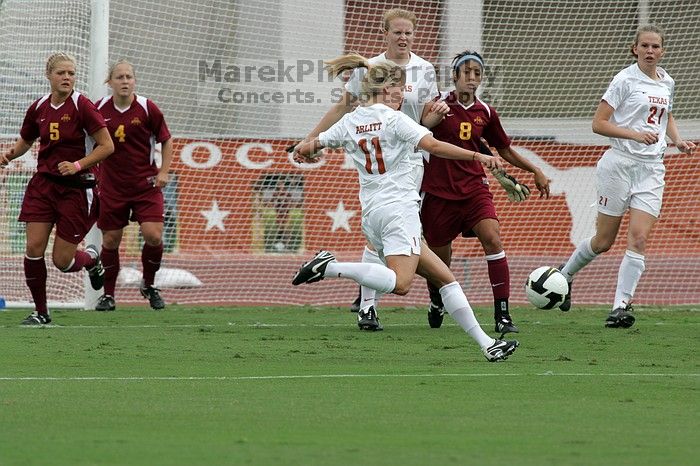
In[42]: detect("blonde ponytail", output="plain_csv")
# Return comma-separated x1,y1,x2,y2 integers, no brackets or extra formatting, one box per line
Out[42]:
324,53,405,98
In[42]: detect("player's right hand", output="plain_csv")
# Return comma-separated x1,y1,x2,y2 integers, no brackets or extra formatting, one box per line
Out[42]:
475,153,503,171
635,131,659,145
0,148,14,168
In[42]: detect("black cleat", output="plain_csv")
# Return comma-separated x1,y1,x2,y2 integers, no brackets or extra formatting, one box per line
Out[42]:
495,315,520,336
605,304,635,328
95,294,116,311
357,306,383,331
483,339,519,362
85,244,105,290
557,263,572,312
140,282,165,310
21,312,52,325
292,250,336,285
427,302,445,328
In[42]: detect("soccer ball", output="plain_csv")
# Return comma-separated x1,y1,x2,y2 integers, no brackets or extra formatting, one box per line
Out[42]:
525,266,569,309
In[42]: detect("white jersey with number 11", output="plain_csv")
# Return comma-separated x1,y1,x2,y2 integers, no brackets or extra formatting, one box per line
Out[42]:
318,103,431,215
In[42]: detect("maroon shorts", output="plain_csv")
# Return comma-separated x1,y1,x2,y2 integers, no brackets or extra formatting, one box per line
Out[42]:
421,186,498,247
97,188,164,230
18,173,99,244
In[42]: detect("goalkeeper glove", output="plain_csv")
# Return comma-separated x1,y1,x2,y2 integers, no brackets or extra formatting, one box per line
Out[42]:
491,169,531,202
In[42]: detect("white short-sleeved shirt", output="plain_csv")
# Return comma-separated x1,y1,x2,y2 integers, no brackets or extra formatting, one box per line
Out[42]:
345,53,438,165
319,103,431,215
601,63,674,162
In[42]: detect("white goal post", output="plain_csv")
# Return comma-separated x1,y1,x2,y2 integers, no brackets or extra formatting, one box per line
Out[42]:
0,0,698,310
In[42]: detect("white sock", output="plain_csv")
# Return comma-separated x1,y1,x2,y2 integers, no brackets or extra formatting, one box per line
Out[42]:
360,246,385,308
440,281,495,349
561,237,598,282
614,250,645,309
325,262,396,294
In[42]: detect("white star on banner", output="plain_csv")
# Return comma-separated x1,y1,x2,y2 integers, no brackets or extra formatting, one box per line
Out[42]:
201,200,230,231
326,201,356,232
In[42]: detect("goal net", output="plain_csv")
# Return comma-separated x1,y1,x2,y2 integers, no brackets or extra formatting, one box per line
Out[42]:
1,0,698,309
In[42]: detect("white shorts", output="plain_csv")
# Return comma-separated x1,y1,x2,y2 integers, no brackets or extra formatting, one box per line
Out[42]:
411,161,424,195
362,201,422,258
596,148,665,218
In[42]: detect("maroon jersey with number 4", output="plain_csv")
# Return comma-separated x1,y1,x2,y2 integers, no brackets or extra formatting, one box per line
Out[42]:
422,91,511,200
95,95,171,196
20,91,105,182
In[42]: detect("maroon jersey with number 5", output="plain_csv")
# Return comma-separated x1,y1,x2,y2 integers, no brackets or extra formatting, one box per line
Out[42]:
95,95,171,196
422,91,511,200
19,91,105,182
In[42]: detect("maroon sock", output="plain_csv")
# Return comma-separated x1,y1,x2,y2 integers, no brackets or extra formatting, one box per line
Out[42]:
141,242,163,287
64,250,95,272
101,247,119,296
487,256,510,301
24,256,48,314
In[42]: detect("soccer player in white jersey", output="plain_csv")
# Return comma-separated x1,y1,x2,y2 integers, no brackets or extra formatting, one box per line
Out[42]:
292,54,519,362
557,25,695,327
295,8,440,325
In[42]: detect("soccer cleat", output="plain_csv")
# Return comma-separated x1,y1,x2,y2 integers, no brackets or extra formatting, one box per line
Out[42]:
95,294,116,311
605,304,635,328
21,312,51,325
483,339,519,362
140,282,165,310
292,250,336,285
427,302,445,328
357,306,383,331
557,263,572,312
85,244,105,290
350,288,361,313
495,315,520,336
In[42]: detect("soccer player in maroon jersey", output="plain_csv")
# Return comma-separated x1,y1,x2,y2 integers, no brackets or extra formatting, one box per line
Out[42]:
93,60,173,311
0,52,114,325
420,50,551,336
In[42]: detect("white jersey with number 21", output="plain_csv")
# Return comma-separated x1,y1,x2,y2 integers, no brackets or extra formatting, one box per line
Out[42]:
318,103,431,215
602,63,674,162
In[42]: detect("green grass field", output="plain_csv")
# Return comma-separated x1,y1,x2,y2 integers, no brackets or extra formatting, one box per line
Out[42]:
0,305,697,466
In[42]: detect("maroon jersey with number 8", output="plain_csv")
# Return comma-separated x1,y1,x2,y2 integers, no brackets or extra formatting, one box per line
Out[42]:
422,91,511,200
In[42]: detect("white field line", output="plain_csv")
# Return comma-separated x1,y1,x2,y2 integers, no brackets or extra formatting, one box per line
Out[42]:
0,373,698,382
1,320,698,329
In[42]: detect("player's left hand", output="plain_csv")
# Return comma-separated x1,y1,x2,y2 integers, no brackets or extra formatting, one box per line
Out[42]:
0,148,13,168
533,169,551,198
57,160,79,176
491,168,531,202
154,172,169,188
676,140,696,155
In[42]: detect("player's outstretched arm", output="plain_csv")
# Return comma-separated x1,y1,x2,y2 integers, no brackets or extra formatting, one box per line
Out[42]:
417,134,502,170
486,142,549,198
478,138,536,202
1,138,33,168
294,138,326,163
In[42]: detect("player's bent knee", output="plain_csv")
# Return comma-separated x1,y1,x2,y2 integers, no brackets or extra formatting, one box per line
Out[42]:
392,280,413,296
52,256,72,271
143,236,162,247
